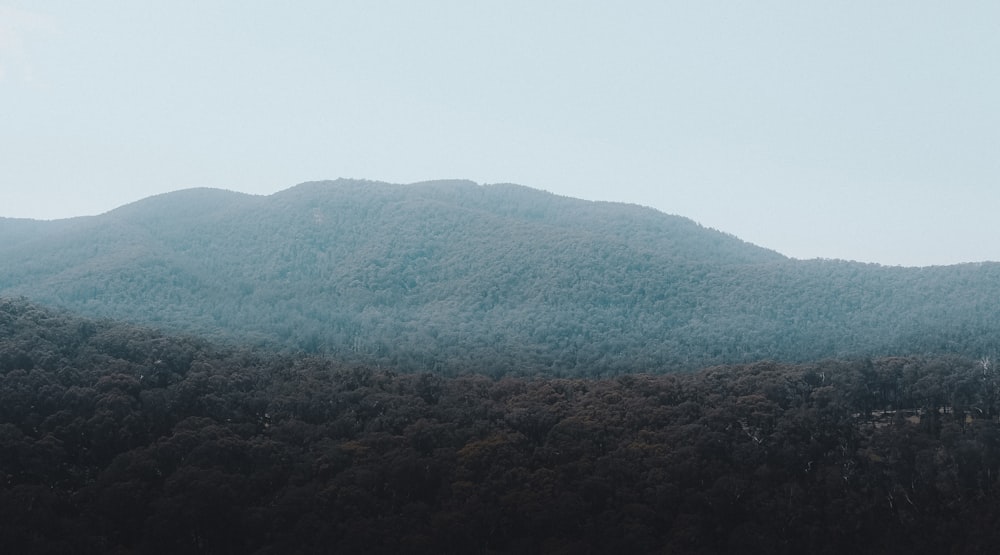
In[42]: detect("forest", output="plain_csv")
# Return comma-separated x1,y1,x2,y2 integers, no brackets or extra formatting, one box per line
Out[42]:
5,181,1000,552
4,296,1000,554
2,180,1000,375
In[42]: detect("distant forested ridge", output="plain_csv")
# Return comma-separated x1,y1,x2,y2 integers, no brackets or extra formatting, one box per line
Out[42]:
4,297,1000,553
2,179,999,374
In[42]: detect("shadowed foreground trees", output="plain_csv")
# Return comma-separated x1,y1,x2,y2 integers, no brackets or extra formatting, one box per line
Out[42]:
3,297,1000,553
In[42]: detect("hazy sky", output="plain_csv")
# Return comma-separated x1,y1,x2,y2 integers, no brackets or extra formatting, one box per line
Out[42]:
2,1,998,266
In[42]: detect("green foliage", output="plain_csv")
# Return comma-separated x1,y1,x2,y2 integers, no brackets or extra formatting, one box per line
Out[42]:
2,180,1000,374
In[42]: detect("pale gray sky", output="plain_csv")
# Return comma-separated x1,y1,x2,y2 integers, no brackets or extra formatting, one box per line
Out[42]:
2,1,998,266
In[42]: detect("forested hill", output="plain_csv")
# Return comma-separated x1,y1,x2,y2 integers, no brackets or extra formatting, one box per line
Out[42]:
2,179,1000,374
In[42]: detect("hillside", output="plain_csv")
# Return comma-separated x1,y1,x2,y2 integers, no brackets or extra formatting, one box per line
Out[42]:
2,179,1000,374
3,297,1000,553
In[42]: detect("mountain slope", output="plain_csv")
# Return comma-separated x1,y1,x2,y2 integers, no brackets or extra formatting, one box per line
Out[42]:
2,179,999,374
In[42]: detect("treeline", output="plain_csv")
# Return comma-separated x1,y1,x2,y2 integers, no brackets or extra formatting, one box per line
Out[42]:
3,297,1000,553
4,180,1000,374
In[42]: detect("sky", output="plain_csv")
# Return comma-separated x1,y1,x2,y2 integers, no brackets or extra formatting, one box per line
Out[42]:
2,1,998,267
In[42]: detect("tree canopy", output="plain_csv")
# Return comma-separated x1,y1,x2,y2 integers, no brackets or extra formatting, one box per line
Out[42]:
3,297,1000,553
2,180,999,375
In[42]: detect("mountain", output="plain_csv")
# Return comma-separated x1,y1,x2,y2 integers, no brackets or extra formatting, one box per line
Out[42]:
2,179,1000,374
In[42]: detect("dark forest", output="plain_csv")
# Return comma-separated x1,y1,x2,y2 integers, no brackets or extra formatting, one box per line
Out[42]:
3,297,1000,554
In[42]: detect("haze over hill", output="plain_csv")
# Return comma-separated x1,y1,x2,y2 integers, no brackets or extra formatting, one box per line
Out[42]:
2,179,999,374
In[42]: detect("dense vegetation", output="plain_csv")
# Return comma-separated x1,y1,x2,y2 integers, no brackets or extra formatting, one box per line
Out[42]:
3,180,1000,374
4,297,1000,553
